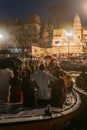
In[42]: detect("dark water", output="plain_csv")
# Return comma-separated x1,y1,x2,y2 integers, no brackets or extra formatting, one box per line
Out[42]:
64,93,87,130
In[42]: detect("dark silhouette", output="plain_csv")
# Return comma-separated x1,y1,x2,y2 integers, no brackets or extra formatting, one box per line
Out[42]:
76,70,87,91
22,70,37,107
10,70,22,102
51,66,66,107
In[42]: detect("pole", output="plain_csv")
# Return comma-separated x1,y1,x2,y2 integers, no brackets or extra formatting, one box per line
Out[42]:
66,30,73,61
68,40,69,61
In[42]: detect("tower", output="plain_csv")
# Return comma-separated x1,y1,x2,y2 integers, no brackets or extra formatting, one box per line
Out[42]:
73,14,82,43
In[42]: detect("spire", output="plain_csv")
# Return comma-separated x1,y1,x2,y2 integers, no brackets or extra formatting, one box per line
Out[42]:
73,13,81,29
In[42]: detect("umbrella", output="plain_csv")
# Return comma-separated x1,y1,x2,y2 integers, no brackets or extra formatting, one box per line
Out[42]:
0,50,11,54
7,57,23,65
0,57,22,69
0,58,16,69
44,55,55,60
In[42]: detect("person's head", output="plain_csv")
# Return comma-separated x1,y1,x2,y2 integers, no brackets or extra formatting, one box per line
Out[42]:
39,64,46,71
13,70,20,77
66,74,71,79
25,61,28,65
53,66,60,77
55,66,61,71
26,69,31,77
82,69,85,73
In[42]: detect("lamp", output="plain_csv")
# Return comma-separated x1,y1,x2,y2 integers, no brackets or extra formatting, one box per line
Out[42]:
66,30,73,60
0,34,4,50
0,29,9,50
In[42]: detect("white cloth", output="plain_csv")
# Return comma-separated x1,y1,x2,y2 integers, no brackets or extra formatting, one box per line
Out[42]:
0,69,13,102
31,70,57,100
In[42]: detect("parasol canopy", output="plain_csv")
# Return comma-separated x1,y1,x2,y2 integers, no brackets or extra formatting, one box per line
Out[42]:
0,50,11,54
44,55,55,61
0,57,23,69
8,57,23,65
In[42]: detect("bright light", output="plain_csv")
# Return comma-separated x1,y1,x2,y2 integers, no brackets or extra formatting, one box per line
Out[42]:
0,34,3,39
66,30,73,40
83,0,87,15
79,0,87,18
64,43,67,46
0,29,8,42
66,32,72,37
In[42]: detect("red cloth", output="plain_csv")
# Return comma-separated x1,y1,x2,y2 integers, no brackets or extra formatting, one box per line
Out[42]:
23,66,28,71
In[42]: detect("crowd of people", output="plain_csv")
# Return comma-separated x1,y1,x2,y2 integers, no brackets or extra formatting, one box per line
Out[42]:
0,58,73,108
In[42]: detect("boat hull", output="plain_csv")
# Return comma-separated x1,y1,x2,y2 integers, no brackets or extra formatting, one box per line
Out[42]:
0,91,81,130
0,114,73,130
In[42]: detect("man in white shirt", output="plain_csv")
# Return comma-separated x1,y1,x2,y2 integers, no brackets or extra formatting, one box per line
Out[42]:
31,64,57,106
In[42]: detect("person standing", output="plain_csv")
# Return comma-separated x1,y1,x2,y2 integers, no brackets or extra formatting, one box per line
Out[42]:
31,63,57,106
51,66,67,107
10,70,22,102
22,69,36,107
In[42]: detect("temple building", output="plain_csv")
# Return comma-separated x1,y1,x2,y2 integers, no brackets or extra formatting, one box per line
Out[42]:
47,13,87,58
0,13,87,57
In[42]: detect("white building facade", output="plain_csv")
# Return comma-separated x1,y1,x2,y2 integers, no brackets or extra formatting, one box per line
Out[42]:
51,13,86,57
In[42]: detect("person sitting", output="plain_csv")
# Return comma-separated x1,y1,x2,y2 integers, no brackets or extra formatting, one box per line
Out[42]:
80,69,87,78
64,74,73,93
31,63,57,107
76,69,87,91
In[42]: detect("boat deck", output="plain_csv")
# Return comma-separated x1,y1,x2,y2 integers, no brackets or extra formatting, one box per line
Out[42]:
0,91,81,125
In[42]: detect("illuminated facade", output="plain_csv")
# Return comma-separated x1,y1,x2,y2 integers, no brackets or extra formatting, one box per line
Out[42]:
0,13,87,56
73,13,81,42
0,15,41,53
12,14,41,53
51,13,85,56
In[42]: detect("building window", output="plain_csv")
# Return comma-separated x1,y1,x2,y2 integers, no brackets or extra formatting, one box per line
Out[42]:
55,41,60,44
78,36,80,39
54,35,61,37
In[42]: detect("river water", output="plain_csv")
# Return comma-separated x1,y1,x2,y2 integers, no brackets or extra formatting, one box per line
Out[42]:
64,93,87,130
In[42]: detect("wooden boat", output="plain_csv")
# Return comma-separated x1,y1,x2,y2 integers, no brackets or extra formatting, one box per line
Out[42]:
60,61,87,71
73,85,87,96
73,71,87,96
0,90,81,130
73,84,87,106
73,76,87,125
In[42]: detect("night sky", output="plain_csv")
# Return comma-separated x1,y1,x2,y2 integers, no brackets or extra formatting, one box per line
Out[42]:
0,0,87,26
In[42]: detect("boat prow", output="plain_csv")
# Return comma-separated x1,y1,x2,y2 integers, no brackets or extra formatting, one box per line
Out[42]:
0,90,81,130
73,85,87,96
